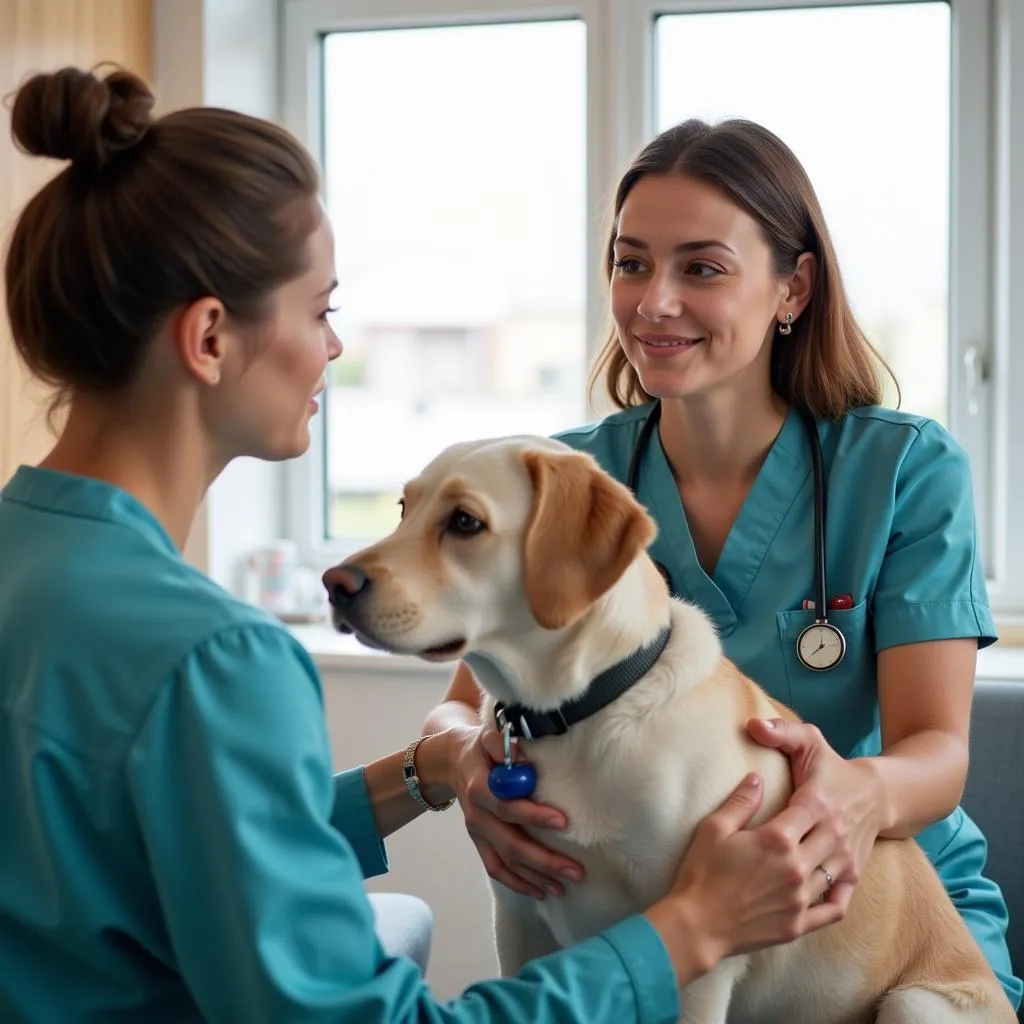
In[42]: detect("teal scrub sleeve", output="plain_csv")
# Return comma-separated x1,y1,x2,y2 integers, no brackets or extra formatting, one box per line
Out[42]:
126,624,682,1024
871,422,997,652
332,767,389,879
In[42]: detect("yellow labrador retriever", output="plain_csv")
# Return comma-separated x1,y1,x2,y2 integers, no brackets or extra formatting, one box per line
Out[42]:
325,435,1015,1024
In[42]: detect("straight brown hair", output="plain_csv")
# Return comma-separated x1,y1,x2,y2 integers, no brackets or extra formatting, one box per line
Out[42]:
588,118,897,418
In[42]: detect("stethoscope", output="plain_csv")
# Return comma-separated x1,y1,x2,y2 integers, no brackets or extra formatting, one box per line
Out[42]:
625,400,846,672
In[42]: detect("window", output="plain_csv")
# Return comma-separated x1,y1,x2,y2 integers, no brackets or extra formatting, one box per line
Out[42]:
283,0,1024,619
300,16,588,545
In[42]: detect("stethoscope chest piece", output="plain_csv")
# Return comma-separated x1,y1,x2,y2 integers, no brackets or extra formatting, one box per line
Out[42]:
796,619,846,671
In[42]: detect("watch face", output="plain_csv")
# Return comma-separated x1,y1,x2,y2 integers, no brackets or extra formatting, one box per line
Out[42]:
796,622,846,671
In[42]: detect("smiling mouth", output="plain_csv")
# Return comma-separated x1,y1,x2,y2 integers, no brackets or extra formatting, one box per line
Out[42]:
639,336,704,348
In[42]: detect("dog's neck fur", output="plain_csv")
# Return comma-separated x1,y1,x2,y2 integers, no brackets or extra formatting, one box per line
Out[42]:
464,554,675,714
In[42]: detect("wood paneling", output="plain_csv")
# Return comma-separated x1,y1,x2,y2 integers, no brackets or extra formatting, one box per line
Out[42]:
0,0,152,485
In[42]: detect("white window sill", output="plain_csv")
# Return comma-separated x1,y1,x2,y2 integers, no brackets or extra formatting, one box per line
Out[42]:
288,622,1024,684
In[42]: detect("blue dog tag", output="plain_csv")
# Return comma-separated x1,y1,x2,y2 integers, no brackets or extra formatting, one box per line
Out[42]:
488,761,538,800
488,721,538,800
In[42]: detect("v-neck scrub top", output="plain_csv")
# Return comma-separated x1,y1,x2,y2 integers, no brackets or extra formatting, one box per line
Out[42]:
557,402,1021,1010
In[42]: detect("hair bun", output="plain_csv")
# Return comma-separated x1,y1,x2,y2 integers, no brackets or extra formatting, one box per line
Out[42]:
10,65,154,174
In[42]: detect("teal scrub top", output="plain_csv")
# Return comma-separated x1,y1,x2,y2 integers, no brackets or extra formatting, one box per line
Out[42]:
0,467,680,1023
557,402,1022,1009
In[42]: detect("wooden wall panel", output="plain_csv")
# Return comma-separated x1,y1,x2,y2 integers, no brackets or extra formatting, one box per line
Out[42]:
0,0,152,485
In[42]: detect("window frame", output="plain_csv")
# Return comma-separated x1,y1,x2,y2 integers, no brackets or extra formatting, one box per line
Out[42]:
281,0,1024,622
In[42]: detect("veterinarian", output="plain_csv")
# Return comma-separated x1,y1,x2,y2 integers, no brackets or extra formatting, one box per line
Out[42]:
427,117,1023,1012
0,67,852,1023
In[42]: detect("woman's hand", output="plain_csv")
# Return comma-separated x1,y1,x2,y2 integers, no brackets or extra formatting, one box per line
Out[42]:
648,723,854,987
444,724,584,901
746,717,886,910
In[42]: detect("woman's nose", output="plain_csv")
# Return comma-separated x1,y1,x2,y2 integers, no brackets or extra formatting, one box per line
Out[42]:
327,329,343,361
637,274,683,321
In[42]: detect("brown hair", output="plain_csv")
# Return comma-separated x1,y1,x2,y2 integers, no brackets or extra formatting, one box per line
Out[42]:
588,118,897,418
4,65,322,408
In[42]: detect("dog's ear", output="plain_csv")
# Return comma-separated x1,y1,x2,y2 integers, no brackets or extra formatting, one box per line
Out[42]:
521,448,657,630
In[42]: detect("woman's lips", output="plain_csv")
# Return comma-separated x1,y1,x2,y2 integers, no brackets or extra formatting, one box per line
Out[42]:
636,334,704,358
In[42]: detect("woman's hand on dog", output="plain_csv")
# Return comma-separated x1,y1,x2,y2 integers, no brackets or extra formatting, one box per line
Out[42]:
747,717,885,913
447,724,584,901
650,724,862,987
649,769,848,986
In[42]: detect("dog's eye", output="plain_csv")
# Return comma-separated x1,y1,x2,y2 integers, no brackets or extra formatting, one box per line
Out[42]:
447,509,486,536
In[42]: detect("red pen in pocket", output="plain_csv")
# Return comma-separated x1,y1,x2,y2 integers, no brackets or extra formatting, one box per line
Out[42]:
801,594,854,611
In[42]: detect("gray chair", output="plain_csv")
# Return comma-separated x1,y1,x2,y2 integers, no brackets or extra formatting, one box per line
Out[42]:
369,892,435,973
960,679,1024,1021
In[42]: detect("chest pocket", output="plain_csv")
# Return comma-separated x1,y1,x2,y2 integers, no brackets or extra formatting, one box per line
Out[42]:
775,600,877,757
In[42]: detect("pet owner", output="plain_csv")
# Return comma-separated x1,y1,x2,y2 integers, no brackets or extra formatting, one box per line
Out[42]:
0,66,849,1023
426,117,1022,1011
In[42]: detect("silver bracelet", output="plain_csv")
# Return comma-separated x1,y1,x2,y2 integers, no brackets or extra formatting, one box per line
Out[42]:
402,737,456,812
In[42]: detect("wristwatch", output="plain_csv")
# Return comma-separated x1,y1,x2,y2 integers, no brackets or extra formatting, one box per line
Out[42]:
403,737,456,812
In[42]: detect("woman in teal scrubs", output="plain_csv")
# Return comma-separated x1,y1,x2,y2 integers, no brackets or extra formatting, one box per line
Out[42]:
427,117,1022,1010
0,67,851,1024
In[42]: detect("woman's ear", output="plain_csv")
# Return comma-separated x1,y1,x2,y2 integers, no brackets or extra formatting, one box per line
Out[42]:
172,297,230,386
779,251,817,322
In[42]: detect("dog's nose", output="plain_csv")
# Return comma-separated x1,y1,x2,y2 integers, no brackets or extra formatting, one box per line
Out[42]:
323,564,371,607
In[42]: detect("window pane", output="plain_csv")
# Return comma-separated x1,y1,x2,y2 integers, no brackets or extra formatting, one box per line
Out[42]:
321,20,587,542
656,3,950,424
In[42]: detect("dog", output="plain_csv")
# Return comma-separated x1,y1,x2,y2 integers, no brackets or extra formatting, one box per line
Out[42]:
324,434,1016,1024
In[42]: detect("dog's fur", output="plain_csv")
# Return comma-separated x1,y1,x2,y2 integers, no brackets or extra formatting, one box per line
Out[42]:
326,435,1016,1024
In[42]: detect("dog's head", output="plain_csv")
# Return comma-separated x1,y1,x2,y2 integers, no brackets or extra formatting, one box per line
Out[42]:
323,435,659,681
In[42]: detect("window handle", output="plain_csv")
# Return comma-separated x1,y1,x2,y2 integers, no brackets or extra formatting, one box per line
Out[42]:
963,345,988,416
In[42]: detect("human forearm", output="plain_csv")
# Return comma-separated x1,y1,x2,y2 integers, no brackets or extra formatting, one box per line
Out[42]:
643,897,717,987
869,640,974,839
858,729,968,839
361,732,461,840
360,660,484,840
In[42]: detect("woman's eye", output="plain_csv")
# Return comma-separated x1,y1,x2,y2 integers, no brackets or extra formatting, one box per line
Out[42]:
397,498,406,520
611,257,645,275
447,509,486,536
686,262,721,278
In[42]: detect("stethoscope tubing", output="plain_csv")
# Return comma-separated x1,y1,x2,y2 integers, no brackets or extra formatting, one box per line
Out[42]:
624,400,842,659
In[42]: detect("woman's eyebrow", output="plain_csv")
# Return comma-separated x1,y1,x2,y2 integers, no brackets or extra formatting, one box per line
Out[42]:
614,235,735,255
